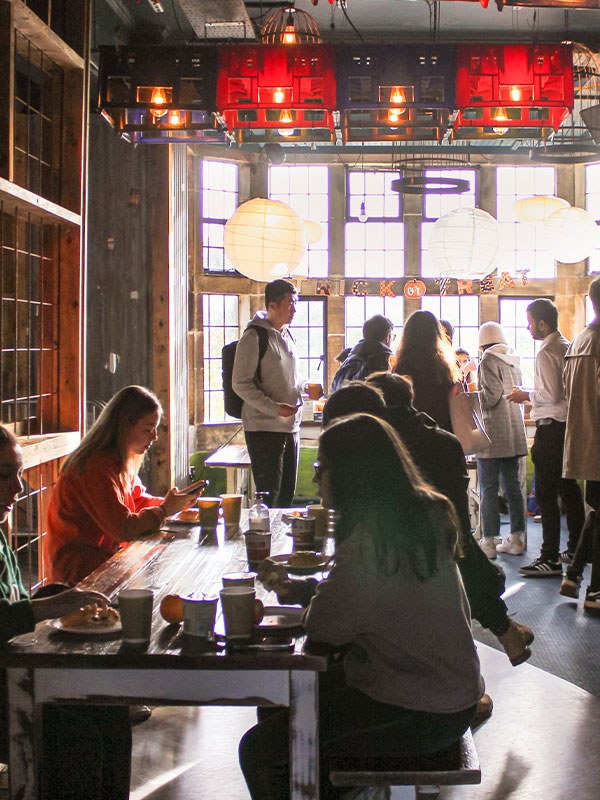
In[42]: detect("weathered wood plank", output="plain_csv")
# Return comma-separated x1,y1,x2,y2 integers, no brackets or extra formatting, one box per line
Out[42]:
0,177,81,225
17,431,79,469
11,0,84,70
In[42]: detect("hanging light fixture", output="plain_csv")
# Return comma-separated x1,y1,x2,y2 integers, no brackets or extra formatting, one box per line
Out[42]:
261,6,322,45
492,106,509,135
513,196,570,223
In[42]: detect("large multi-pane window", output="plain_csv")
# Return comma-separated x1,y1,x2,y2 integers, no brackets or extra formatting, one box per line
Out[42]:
421,169,477,278
344,296,404,350
345,171,404,278
496,166,555,280
292,298,326,384
269,165,329,279
202,294,239,423
421,295,480,356
201,160,239,273
585,164,600,273
499,297,540,389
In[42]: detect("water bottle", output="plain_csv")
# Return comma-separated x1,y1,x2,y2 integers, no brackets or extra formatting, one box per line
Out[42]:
248,491,270,532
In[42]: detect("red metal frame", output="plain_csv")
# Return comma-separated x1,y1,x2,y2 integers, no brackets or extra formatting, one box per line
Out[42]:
217,44,336,136
454,43,573,135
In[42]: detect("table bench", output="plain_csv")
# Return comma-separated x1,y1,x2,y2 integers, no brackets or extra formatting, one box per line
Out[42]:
329,729,480,799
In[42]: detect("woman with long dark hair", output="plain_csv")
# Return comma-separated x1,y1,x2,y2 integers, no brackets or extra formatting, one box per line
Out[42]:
47,385,197,585
241,414,483,799
392,310,462,431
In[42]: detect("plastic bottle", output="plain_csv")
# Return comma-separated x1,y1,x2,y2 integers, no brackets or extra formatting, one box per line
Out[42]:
248,491,270,532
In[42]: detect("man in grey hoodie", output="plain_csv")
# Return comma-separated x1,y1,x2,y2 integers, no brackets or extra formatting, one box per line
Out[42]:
232,279,303,507
476,322,528,561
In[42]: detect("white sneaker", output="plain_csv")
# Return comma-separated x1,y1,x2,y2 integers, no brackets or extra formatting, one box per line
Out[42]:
480,538,497,560
497,535,525,556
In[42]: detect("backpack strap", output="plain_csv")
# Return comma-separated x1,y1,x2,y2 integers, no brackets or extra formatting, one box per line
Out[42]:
248,324,269,382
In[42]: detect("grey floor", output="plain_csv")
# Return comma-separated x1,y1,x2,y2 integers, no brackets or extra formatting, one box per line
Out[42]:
128,517,600,800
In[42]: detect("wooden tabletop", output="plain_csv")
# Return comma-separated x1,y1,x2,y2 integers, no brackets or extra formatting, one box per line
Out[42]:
1,510,328,672
205,443,251,469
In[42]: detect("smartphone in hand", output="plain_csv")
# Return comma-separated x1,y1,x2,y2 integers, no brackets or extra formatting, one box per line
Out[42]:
180,478,209,495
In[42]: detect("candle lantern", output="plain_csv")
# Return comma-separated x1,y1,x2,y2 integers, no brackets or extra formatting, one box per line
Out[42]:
453,43,573,140
216,44,336,144
336,44,455,143
98,46,225,144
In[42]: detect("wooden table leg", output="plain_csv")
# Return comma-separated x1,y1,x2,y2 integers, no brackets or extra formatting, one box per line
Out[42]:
6,667,39,800
289,670,320,800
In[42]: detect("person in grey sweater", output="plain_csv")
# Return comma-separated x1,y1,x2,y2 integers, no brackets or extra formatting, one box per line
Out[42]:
476,322,528,560
240,414,483,800
232,279,303,507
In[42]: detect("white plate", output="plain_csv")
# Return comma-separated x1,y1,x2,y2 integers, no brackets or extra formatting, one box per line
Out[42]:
256,606,304,631
268,553,330,575
49,618,122,635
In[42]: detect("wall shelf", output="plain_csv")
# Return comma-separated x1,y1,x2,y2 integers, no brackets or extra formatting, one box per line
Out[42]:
11,0,84,71
0,177,81,226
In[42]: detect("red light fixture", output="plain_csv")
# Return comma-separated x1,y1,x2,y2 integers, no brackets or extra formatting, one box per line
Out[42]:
261,7,322,46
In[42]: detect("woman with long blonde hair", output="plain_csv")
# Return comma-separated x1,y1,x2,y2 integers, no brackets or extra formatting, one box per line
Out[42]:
47,385,197,585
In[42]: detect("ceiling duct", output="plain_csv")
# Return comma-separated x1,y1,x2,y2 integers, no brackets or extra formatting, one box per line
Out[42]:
177,0,256,40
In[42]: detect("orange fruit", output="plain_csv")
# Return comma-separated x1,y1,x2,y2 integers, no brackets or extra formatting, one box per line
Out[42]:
160,594,183,624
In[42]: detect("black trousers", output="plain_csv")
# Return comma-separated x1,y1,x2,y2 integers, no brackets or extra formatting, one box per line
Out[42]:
567,481,600,591
531,420,585,561
239,666,476,800
244,430,299,508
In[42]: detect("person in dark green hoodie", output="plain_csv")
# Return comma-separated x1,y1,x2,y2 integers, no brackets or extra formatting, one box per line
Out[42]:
0,425,132,799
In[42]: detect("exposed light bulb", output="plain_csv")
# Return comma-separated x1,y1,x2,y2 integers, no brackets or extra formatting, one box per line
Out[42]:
168,110,181,125
277,128,295,137
390,86,406,105
150,86,168,118
510,86,522,102
358,201,368,223
282,11,296,44
273,87,285,104
388,109,401,124
279,108,293,124
492,106,509,135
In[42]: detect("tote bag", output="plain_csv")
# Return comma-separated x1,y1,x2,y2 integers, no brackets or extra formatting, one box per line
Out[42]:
449,388,491,455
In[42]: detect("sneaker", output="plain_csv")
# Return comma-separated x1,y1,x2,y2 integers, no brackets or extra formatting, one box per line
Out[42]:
533,514,542,523
584,588,600,610
519,558,562,577
472,693,493,727
560,576,581,598
496,535,524,556
496,619,534,666
480,538,497,560
559,550,574,564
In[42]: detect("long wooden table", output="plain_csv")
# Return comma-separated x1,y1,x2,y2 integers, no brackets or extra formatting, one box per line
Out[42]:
1,510,329,800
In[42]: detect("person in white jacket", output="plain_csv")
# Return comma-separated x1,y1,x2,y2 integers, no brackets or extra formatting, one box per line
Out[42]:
476,322,528,560
232,279,303,507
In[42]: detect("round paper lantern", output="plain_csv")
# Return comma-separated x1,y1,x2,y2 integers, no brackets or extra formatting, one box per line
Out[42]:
428,208,501,280
543,207,599,263
224,198,307,281
303,219,322,244
513,195,570,223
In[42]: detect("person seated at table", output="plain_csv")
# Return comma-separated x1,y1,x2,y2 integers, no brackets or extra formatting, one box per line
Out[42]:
241,414,484,800
0,425,132,800
46,385,198,585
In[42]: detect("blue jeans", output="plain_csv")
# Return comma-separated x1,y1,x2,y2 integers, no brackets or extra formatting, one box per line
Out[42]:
478,456,526,541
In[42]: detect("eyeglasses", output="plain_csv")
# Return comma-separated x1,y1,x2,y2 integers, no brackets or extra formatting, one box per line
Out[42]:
313,460,326,479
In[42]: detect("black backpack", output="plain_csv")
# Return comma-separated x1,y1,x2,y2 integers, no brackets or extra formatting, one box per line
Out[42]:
222,325,269,419
330,353,369,394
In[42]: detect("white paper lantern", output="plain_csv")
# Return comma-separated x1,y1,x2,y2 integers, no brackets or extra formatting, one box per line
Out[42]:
303,219,322,244
224,198,307,281
512,195,570,223
543,207,599,264
428,208,501,280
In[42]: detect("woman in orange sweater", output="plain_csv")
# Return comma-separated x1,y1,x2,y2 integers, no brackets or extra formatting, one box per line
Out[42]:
47,385,197,585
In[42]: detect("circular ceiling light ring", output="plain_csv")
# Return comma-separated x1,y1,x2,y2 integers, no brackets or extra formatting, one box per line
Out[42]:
393,155,471,172
391,177,471,195
529,144,600,165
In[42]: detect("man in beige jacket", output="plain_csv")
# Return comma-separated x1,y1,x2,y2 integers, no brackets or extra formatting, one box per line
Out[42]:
560,276,600,608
